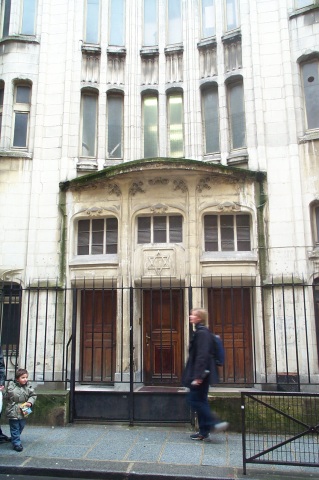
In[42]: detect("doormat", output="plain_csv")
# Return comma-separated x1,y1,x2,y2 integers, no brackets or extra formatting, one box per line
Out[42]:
136,386,186,393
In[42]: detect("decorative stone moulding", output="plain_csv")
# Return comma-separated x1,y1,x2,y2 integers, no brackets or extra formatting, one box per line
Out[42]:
148,178,169,186
81,43,101,54
173,179,187,192
150,203,168,214
129,181,145,196
85,207,106,216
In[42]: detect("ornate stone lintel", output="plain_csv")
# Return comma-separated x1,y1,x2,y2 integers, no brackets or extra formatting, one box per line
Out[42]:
148,178,169,186
129,181,145,196
216,201,241,212
150,203,168,214
86,207,106,216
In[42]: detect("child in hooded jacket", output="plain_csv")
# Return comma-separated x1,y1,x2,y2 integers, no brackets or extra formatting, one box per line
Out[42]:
4,368,37,452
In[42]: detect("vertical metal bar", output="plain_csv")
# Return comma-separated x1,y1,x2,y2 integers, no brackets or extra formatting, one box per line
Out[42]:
52,283,58,381
271,276,279,383
230,278,236,382
129,286,134,425
250,279,257,384
33,282,40,381
159,278,163,381
24,284,31,370
281,275,289,380
291,275,300,391
169,277,173,382
69,287,77,423
42,282,49,381
101,279,105,382
120,278,124,382
90,281,95,381
241,392,247,475
304,283,311,383
62,286,67,382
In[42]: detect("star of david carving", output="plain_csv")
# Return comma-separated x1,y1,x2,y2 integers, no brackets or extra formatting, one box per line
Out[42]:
147,251,170,275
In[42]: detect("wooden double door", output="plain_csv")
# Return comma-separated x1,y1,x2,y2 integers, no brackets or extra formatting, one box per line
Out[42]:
143,289,184,385
208,287,253,384
81,290,116,382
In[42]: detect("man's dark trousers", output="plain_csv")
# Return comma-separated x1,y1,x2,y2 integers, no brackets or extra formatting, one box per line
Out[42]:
187,377,219,436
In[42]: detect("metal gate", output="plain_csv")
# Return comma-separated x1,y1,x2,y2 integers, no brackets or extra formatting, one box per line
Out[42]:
241,392,319,474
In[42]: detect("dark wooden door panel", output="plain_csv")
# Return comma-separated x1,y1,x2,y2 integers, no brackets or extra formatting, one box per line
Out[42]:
81,290,116,382
208,288,253,383
143,290,184,385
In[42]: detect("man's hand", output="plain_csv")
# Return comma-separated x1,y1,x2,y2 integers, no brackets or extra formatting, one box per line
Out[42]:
191,379,203,385
0,386,4,391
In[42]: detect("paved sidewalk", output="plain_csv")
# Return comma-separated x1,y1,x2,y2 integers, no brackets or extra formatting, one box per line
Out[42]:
0,424,318,480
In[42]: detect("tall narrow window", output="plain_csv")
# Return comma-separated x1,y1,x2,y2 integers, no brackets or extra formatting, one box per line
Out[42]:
225,0,239,31
143,96,158,158
204,214,251,252
168,93,183,157
21,0,36,35
228,80,246,149
78,218,118,255
13,84,31,148
81,92,97,157
167,0,182,45
202,86,219,153
109,0,125,46
2,0,11,37
144,0,157,46
85,0,99,44
296,0,314,7
301,61,319,130
201,0,215,38
0,84,4,139
107,94,123,158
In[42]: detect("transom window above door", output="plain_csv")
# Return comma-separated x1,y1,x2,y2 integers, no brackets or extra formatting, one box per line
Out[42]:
77,218,118,255
137,215,183,244
204,214,251,252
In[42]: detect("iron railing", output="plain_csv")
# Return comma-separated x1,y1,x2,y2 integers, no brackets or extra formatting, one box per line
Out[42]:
0,276,318,389
241,391,319,474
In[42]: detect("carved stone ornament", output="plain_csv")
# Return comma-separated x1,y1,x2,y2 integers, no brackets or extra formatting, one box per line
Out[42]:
173,179,188,193
217,202,241,212
146,250,170,275
107,183,121,197
196,177,212,192
86,207,106,216
129,181,145,196
148,178,169,186
150,203,168,214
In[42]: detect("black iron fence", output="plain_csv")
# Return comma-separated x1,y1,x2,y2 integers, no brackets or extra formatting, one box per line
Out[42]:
0,276,319,390
241,391,319,474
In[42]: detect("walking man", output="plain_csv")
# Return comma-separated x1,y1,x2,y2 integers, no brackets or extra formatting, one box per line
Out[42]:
0,345,10,443
182,308,229,440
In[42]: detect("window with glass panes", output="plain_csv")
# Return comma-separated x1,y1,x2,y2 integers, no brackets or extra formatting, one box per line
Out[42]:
201,0,215,38
143,96,158,157
2,0,11,37
13,84,31,148
107,94,123,158
144,0,158,46
167,0,182,45
21,0,36,35
301,61,319,130
204,214,251,251
85,0,99,44
202,85,220,153
77,218,118,255
225,0,239,31
81,92,97,157
228,80,246,150
109,0,125,46
0,83,4,139
138,215,182,244
168,94,183,157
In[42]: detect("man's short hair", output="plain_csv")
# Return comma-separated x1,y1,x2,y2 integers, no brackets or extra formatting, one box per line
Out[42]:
191,308,208,324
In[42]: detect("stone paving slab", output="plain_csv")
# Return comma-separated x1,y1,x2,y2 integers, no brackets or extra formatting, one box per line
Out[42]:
0,424,317,480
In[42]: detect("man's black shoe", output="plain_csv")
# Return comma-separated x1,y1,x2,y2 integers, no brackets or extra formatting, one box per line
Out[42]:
13,444,23,452
0,434,11,443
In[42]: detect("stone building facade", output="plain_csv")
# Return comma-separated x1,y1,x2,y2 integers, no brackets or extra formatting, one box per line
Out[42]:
1,0,319,392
